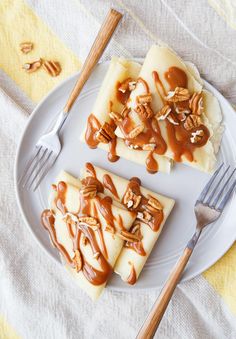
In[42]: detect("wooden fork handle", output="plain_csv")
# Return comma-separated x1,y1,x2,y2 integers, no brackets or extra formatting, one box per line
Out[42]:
136,247,193,339
63,9,122,113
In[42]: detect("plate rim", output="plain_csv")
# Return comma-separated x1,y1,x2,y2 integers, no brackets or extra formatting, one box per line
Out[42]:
14,62,236,290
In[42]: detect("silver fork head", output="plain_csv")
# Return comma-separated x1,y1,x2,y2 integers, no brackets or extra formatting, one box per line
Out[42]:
18,144,57,191
195,164,236,228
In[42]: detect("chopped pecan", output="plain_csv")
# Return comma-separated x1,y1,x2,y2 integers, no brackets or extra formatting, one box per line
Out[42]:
128,124,145,139
96,122,115,143
190,129,204,144
123,188,142,209
78,216,100,231
142,143,156,151
147,196,163,211
117,230,142,242
43,60,61,77
137,93,152,104
135,103,153,121
23,59,42,73
167,112,179,125
109,111,123,123
118,78,132,93
165,87,190,102
73,249,82,272
20,42,33,54
189,92,203,116
137,211,152,223
184,114,201,130
156,105,171,120
176,113,186,122
174,101,191,115
80,184,97,198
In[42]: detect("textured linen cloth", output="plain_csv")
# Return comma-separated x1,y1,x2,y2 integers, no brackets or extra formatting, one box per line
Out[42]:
0,1,236,338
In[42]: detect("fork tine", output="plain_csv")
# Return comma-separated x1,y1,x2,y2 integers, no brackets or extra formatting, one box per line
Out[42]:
217,179,236,211
22,147,47,188
33,152,57,191
211,168,236,208
205,165,230,205
196,163,224,203
27,150,52,190
19,146,42,186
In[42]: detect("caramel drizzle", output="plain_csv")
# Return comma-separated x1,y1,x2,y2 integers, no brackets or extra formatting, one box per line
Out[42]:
108,137,119,162
152,67,210,162
126,263,137,285
85,114,101,149
125,224,146,257
41,181,115,286
103,174,119,199
122,178,164,233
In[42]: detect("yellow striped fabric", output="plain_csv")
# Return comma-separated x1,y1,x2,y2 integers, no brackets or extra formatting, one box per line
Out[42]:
0,0,81,102
204,242,236,315
0,316,21,339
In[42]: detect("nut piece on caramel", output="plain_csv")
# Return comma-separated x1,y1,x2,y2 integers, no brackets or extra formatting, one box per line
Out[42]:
156,105,171,120
96,122,115,143
128,124,145,139
184,114,201,130
189,92,203,116
190,129,204,144
135,103,153,121
165,87,190,102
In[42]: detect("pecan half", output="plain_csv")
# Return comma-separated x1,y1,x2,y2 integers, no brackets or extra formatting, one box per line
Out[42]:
96,122,115,143
137,211,152,223
189,92,203,116
80,184,97,198
137,93,152,104
147,196,163,211
190,129,204,144
43,60,61,77
20,42,33,54
23,59,42,73
135,103,153,121
184,114,201,130
165,87,190,102
73,249,82,272
156,105,171,120
109,111,123,123
123,188,142,209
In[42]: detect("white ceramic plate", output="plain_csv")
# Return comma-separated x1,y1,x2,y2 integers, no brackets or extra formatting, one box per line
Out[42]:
15,61,236,290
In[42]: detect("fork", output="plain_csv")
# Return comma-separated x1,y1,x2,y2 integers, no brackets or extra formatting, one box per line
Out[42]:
19,9,122,191
137,163,236,339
